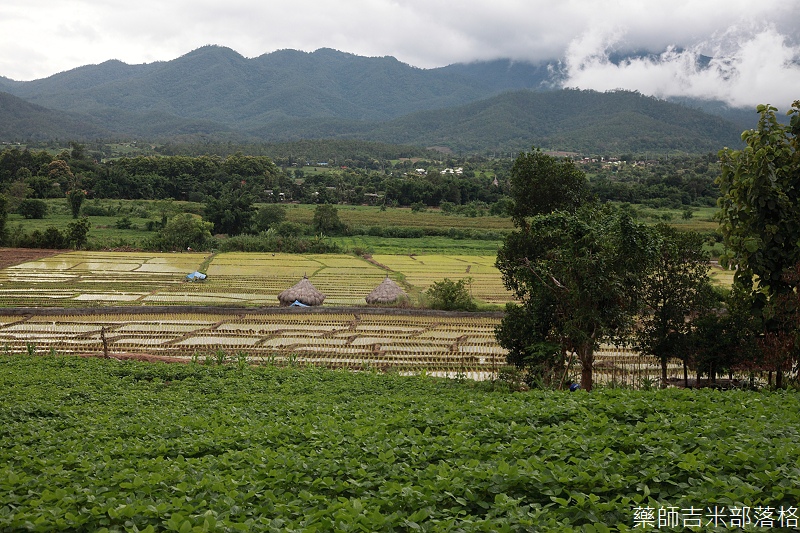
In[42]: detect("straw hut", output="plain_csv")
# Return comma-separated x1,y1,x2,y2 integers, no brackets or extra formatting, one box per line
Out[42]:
277,275,326,307
365,275,408,305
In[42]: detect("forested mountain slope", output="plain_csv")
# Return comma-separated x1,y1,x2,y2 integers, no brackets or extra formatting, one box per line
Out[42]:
0,46,745,153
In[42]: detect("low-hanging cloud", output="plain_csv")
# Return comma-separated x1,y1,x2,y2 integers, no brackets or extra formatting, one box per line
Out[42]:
561,25,800,109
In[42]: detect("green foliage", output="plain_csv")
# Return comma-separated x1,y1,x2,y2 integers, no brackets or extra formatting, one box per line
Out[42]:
254,204,287,232
1,356,799,531
204,188,255,236
508,148,588,225
66,189,85,218
497,205,656,391
689,286,761,383
495,302,564,387
312,203,346,235
114,216,133,230
66,217,91,249
718,101,800,306
154,213,213,251
634,225,716,386
18,198,48,219
425,277,477,311
0,194,7,245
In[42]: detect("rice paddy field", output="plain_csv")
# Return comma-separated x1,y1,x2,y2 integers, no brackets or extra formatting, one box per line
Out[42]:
0,250,731,383
0,251,516,308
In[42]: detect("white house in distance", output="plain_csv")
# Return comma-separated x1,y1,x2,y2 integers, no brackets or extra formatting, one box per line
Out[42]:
440,167,463,175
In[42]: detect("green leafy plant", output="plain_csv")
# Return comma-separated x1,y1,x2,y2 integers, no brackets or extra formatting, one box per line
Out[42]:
424,277,477,311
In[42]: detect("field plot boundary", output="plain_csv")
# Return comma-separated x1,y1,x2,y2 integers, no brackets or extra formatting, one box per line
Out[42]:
0,306,509,380
0,305,700,386
0,305,504,318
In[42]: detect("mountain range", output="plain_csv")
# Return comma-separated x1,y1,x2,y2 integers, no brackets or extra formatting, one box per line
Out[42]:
0,45,750,154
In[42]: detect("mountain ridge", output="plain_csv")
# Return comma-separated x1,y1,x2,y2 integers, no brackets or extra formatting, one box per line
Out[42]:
0,45,748,153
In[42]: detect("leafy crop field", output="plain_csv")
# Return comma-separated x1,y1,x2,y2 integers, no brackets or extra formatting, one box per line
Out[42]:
1,356,798,532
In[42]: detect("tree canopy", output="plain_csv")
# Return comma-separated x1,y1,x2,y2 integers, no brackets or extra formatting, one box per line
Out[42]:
717,101,800,385
508,148,588,226
717,101,800,301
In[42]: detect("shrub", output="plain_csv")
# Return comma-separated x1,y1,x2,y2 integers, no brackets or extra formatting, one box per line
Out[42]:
153,213,213,251
425,277,477,311
82,205,110,216
18,199,48,219
115,217,133,230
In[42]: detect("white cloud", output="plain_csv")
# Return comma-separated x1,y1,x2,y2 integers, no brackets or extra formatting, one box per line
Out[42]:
561,25,800,108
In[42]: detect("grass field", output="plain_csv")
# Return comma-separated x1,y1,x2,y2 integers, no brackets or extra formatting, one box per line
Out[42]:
2,355,798,532
6,200,725,256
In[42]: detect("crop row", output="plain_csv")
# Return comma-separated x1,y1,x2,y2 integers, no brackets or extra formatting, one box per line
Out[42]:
1,355,798,531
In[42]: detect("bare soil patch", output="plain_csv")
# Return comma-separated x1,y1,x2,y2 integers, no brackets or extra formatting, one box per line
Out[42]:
0,248,63,269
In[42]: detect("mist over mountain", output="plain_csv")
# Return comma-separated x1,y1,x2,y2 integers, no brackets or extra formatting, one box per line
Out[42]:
0,45,747,153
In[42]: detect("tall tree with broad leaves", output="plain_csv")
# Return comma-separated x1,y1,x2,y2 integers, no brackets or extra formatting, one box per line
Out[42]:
718,101,800,300
717,101,800,385
634,224,716,388
508,148,588,228
497,204,655,391
204,187,255,236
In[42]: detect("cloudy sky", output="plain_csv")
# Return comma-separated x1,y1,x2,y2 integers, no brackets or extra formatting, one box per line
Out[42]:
1,0,798,108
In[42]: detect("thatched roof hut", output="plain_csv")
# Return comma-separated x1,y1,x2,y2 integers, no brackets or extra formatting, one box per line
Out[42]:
365,275,408,305
277,275,325,307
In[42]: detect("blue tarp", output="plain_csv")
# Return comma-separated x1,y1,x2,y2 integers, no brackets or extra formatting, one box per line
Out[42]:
290,300,310,307
185,271,207,281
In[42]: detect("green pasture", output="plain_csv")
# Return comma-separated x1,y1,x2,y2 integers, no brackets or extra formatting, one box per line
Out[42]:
1,355,798,532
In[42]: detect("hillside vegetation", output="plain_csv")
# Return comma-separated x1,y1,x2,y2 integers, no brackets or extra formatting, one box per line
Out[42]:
0,46,744,154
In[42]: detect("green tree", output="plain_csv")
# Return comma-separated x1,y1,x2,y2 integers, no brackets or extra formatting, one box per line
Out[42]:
156,213,213,251
67,189,86,218
494,300,563,386
66,217,91,249
425,277,477,311
717,101,800,385
634,225,716,387
47,159,75,190
508,148,588,227
25,175,58,199
204,188,255,236
18,198,48,219
496,206,655,391
0,194,7,246
254,204,287,232
5,180,32,213
312,204,345,235
718,101,800,299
